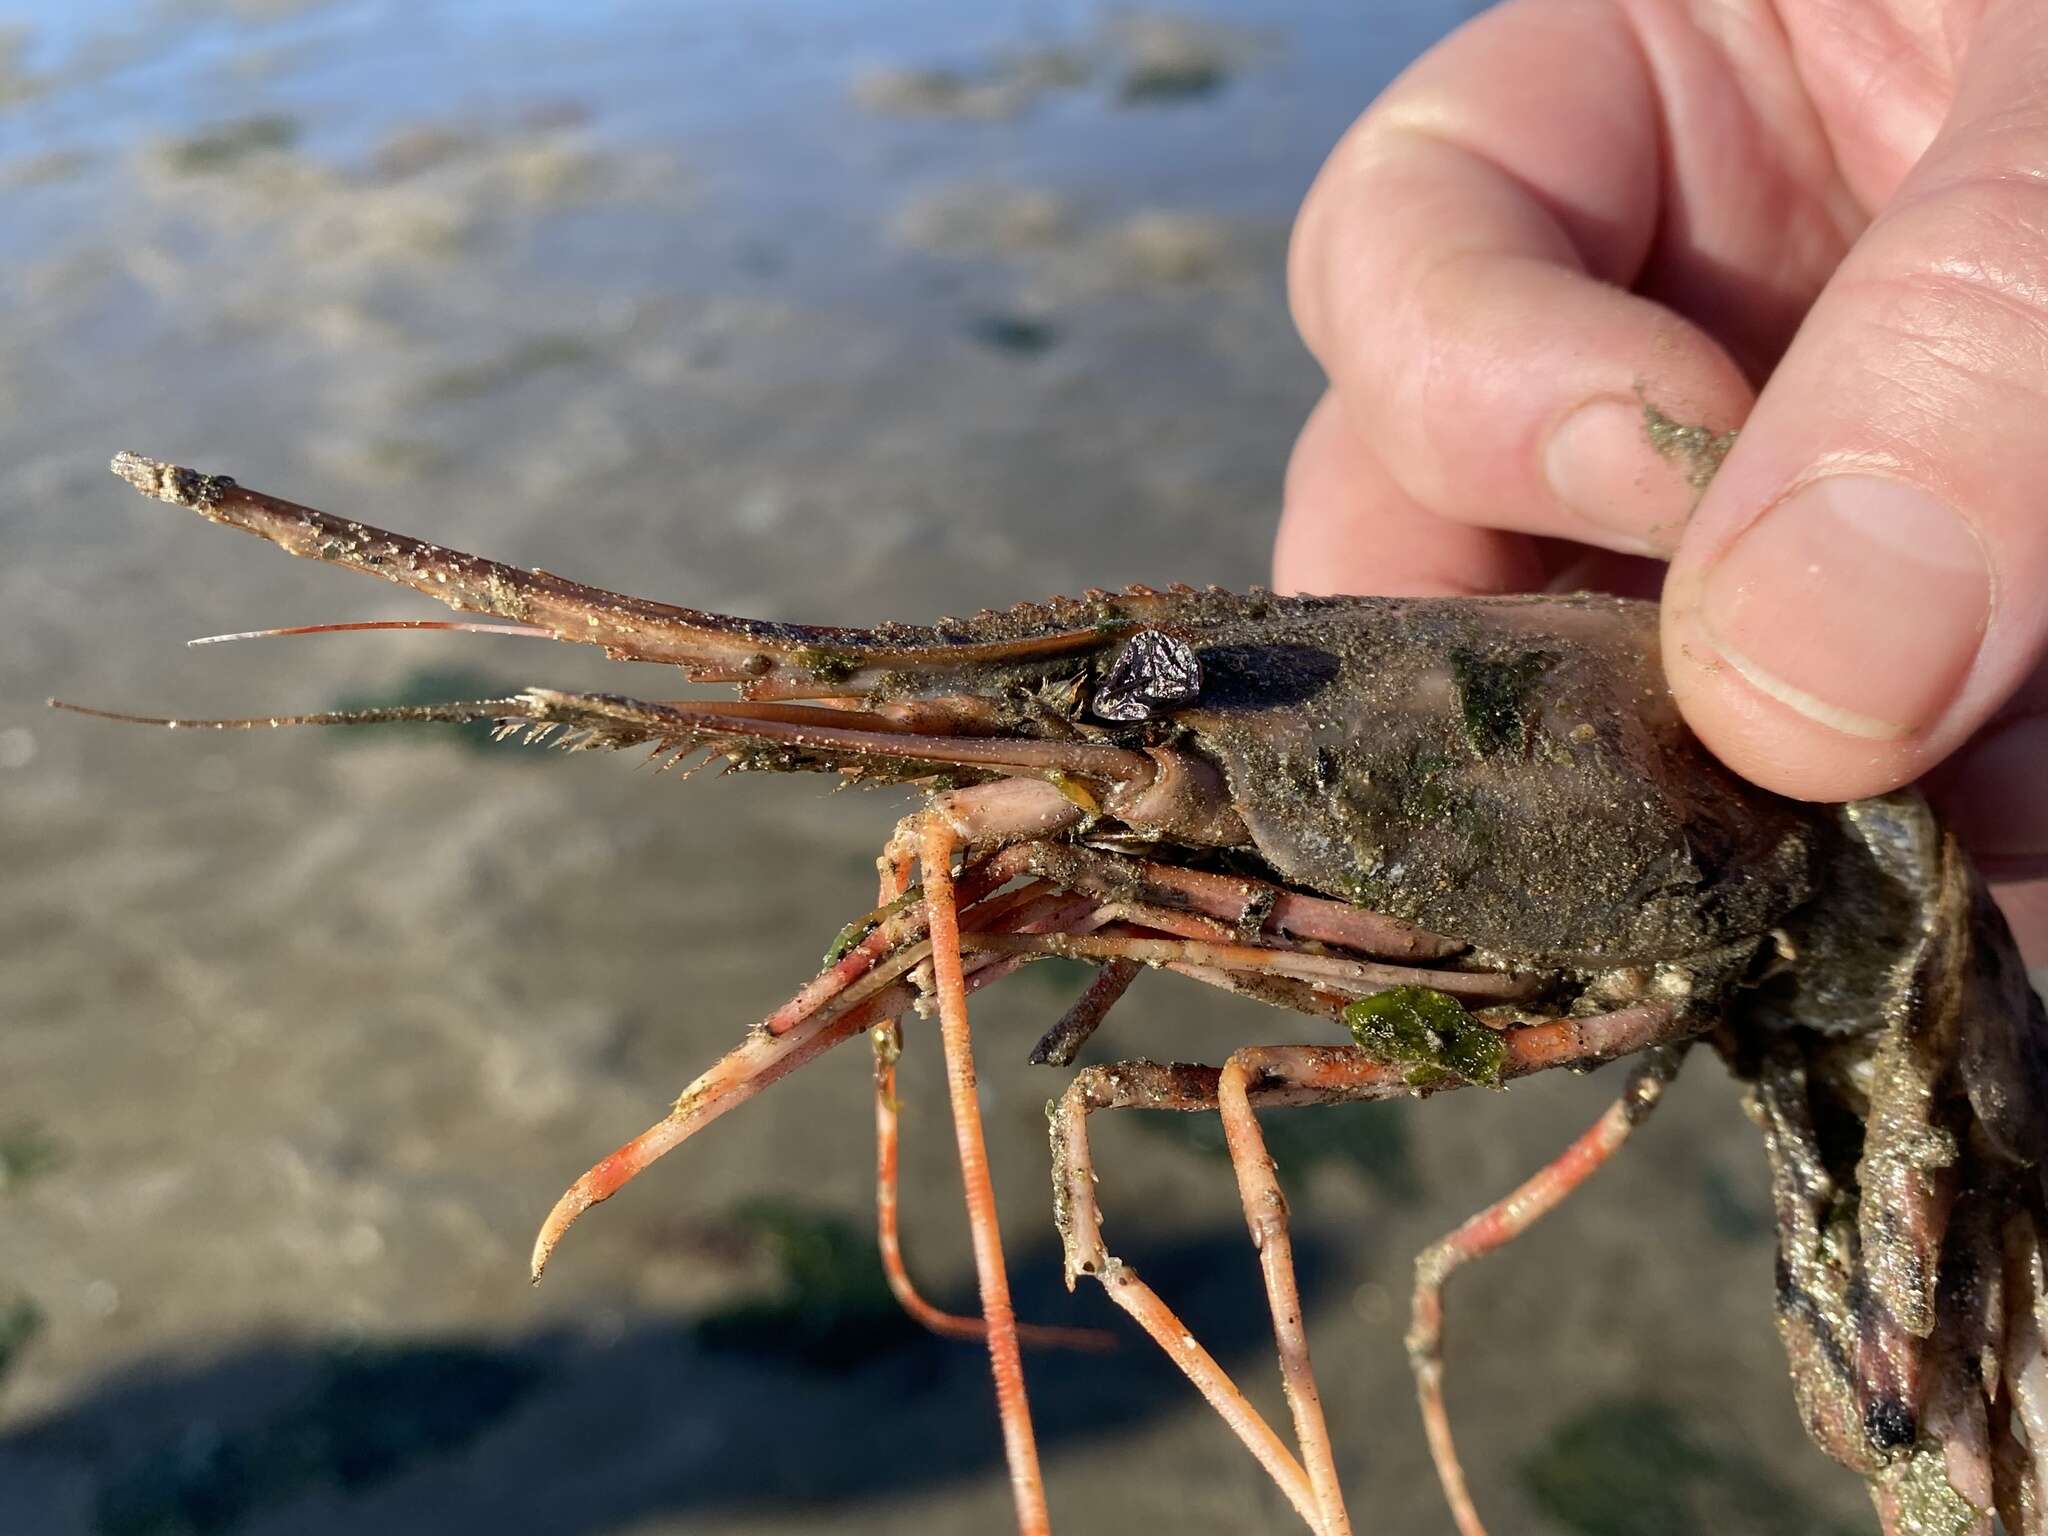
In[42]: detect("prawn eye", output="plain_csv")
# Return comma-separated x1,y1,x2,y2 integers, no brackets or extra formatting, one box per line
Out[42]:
1091,629,1201,722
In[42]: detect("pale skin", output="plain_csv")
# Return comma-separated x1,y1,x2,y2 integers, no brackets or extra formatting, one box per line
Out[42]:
1275,0,2048,959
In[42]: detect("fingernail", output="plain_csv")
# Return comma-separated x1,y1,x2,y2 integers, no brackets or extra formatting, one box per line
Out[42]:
1938,715,2048,869
1700,476,1990,740
1544,398,1701,555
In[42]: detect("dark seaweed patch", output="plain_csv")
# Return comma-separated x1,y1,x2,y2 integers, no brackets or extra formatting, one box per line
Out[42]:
794,646,860,684
967,313,1059,356
1397,744,1455,827
693,1199,912,1369
156,115,300,175
1520,1394,1873,1536
1449,647,1552,758
0,1296,42,1391
416,334,605,404
1132,1097,1422,1204
0,1121,64,1191
1118,58,1225,102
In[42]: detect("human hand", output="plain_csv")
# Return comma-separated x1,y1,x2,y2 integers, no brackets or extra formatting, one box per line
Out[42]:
1276,0,2048,956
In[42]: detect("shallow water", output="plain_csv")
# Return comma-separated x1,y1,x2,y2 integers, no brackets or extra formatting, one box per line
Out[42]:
3,3,1888,1533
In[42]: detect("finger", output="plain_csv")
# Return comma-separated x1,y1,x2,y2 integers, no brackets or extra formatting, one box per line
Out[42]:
1923,661,2048,884
1275,392,1543,598
1290,0,1760,559
1941,721,2048,883
1991,880,2048,971
1536,542,1667,603
1662,0,2048,801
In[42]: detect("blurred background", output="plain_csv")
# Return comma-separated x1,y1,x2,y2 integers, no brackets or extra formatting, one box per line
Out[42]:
0,2,1926,1531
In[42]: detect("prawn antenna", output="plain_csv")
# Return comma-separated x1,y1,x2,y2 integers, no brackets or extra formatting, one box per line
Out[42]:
188,619,557,647
46,698,527,730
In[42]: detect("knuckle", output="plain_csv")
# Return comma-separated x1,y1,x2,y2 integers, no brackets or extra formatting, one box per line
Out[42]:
1288,112,1389,358
1836,262,2048,443
1857,173,2048,386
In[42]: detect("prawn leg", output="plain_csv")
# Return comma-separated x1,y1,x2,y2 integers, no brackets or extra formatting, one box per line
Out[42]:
871,1015,1113,1352
1049,1060,1327,1532
1219,1031,1696,1536
864,780,1095,1533
919,811,1049,1534
1406,1044,1688,1536
1217,1050,1357,1536
1051,1007,1691,1536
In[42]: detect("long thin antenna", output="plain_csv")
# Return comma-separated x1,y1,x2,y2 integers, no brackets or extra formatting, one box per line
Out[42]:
46,698,525,729
188,619,557,647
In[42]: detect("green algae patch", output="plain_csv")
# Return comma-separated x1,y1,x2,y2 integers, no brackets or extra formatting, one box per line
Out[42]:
1135,1096,1423,1204
969,311,1060,355
0,1295,42,1389
1449,648,1552,758
0,1120,63,1191
823,887,921,965
794,646,860,684
823,912,879,966
1397,743,1455,824
1345,986,1507,1089
694,1198,910,1369
155,114,301,176
1520,1394,1875,1536
416,333,604,404
1643,399,1737,491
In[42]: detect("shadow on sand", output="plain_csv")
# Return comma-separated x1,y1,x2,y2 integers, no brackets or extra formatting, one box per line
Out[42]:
1,1227,1339,1536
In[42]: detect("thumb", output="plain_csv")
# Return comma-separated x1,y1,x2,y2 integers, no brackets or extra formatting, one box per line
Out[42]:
1662,0,2048,803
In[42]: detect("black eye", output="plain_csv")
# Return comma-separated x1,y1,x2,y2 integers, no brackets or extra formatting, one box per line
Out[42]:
1091,630,1201,722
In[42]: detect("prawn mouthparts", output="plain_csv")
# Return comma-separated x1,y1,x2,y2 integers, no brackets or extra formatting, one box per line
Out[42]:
63,454,2048,1536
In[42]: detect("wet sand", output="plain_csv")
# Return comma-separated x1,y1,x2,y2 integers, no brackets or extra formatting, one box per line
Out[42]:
0,3,1983,1532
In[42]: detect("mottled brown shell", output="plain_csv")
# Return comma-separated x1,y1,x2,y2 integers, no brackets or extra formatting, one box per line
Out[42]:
1162,594,1820,965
